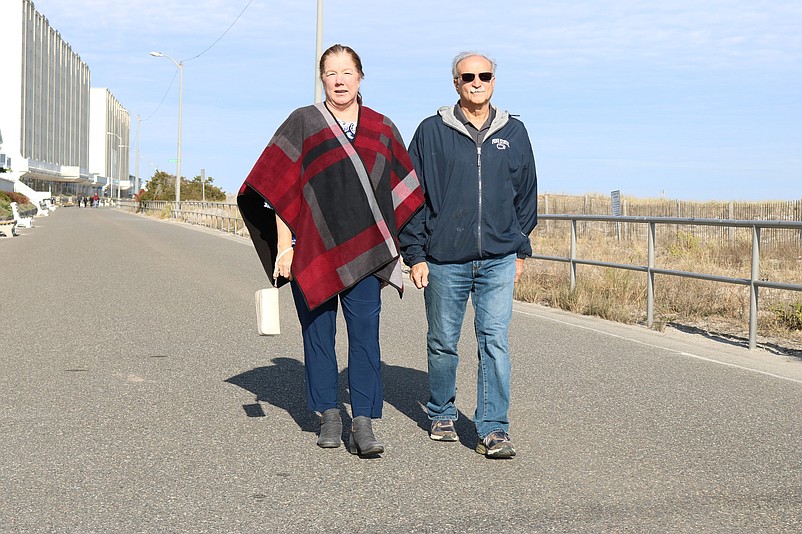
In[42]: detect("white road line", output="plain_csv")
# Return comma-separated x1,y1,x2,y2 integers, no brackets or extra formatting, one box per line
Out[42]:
514,308,802,386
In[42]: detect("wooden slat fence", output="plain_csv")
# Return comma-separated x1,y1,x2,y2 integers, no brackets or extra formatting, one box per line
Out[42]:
538,195,802,249
120,195,802,249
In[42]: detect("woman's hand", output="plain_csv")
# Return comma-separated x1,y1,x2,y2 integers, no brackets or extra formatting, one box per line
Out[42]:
273,247,294,280
274,214,295,281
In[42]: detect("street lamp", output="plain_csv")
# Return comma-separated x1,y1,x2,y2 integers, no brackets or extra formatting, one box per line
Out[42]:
116,145,128,201
150,51,183,203
134,113,141,197
137,154,146,195
314,0,323,102
106,131,121,201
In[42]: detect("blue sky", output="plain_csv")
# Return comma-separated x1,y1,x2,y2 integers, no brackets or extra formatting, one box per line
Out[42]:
33,0,801,201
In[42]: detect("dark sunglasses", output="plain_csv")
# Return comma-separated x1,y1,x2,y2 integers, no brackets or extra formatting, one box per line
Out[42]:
458,72,493,83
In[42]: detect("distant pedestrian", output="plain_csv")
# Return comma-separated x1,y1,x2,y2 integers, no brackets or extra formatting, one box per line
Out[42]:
77,195,82,208
399,51,538,459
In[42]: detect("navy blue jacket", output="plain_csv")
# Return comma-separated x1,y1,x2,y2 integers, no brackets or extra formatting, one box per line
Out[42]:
399,104,538,265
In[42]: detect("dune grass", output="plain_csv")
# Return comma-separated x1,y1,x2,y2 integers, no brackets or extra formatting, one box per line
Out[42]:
516,222,802,353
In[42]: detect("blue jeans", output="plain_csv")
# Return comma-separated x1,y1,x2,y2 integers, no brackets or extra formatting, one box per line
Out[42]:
424,254,516,438
291,275,383,418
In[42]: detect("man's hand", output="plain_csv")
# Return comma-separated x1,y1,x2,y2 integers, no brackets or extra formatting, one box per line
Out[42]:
409,262,429,289
514,258,525,283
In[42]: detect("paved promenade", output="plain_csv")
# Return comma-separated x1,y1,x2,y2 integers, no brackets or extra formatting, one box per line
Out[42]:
2,207,802,532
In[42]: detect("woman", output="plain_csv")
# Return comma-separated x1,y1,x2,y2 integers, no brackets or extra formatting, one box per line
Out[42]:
238,44,423,456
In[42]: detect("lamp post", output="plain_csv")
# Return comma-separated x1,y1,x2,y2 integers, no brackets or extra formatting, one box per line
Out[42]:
137,154,146,196
117,145,128,201
106,131,121,201
314,0,323,102
150,51,183,203
134,113,141,197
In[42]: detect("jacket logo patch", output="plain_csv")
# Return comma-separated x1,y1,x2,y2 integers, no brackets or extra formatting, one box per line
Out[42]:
492,138,510,150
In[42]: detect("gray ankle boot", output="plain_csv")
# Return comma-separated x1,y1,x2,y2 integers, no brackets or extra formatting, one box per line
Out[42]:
317,408,342,448
347,416,385,455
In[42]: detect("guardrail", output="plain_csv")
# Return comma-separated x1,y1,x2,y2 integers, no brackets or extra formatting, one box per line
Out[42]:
119,200,248,238
118,200,801,350
533,214,802,350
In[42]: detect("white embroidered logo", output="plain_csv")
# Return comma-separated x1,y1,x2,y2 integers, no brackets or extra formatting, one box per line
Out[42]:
492,138,510,150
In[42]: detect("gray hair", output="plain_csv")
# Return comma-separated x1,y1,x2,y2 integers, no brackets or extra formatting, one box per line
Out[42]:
451,51,497,79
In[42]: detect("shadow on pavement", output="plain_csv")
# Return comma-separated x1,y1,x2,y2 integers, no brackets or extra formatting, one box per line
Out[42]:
226,358,476,449
668,322,802,359
225,357,318,432
381,362,476,449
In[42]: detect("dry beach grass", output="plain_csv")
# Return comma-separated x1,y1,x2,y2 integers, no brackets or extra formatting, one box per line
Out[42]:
516,220,802,356
126,195,802,355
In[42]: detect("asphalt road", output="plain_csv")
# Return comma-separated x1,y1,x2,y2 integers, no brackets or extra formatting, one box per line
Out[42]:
2,207,801,533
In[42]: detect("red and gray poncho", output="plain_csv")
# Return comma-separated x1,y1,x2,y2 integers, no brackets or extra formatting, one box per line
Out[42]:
238,102,424,310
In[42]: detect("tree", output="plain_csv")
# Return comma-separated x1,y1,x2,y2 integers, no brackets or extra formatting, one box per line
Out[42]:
184,174,227,201
140,171,227,201
140,170,174,201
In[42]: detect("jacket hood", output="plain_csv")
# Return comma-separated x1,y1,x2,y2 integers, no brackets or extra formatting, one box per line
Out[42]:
437,104,510,139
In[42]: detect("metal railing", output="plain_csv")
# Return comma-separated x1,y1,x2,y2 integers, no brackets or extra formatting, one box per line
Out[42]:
117,201,801,350
532,214,802,349
119,200,248,237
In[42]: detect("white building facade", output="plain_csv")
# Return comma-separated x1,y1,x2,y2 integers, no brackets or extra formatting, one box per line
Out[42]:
0,0,130,202
89,88,131,198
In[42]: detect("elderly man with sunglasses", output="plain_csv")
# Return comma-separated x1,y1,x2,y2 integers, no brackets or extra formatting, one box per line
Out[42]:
399,51,538,459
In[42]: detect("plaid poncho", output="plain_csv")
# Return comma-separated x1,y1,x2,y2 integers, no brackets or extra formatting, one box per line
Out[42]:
238,103,424,310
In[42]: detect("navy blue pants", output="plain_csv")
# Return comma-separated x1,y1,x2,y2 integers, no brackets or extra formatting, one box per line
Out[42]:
291,275,383,418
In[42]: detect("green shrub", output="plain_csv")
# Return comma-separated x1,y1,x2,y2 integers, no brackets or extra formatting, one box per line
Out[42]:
0,191,32,205
771,302,802,331
0,191,35,219
667,231,701,258
159,203,173,219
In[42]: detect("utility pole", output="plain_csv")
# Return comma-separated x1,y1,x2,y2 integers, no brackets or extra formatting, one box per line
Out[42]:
314,0,323,103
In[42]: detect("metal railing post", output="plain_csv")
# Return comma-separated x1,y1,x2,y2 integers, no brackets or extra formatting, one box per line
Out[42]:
646,222,657,328
570,219,577,291
115,205,802,351
749,226,760,349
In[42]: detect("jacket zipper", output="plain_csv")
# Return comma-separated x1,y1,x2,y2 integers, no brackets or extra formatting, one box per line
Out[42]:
477,145,482,257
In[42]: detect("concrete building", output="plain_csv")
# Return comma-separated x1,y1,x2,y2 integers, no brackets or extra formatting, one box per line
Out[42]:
0,128,12,192
89,88,131,199
0,0,131,206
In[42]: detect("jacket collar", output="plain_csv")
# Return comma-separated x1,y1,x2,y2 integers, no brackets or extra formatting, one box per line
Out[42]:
438,103,510,139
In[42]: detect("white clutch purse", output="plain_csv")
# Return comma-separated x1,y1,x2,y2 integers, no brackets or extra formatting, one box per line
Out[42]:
255,287,281,336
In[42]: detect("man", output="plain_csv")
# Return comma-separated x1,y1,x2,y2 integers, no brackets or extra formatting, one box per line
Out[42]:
399,51,538,459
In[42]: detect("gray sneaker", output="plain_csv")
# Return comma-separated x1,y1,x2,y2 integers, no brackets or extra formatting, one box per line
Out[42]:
429,419,458,441
476,430,516,458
